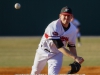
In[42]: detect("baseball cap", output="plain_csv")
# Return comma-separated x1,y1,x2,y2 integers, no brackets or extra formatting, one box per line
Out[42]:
60,6,72,15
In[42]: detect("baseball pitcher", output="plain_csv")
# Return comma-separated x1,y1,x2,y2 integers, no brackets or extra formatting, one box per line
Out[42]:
31,6,84,75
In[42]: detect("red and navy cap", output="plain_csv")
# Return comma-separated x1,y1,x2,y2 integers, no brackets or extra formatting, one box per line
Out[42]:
60,6,72,15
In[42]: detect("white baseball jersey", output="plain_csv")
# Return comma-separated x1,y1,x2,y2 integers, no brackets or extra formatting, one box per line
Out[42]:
38,19,77,53
31,19,77,75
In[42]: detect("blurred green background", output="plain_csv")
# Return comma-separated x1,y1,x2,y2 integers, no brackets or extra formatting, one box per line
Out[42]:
0,36,100,67
0,0,100,68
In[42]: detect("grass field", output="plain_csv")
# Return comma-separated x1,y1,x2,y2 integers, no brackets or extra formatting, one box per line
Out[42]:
0,36,100,67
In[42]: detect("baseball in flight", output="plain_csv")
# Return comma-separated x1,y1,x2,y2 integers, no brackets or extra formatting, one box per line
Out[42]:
14,3,21,9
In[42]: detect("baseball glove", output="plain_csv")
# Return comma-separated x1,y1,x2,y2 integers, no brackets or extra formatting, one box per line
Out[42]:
67,61,81,74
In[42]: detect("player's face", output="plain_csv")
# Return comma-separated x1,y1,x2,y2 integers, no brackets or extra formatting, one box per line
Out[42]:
60,13,72,25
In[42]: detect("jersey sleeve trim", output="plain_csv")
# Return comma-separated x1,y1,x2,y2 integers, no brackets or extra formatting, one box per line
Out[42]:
44,33,60,39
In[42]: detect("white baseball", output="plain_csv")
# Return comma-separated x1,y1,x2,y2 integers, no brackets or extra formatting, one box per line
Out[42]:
14,3,21,9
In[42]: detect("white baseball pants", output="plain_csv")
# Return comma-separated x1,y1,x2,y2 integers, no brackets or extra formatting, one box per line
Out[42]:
31,48,63,75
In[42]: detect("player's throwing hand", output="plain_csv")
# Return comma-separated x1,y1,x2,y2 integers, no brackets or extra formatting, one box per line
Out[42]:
75,56,84,64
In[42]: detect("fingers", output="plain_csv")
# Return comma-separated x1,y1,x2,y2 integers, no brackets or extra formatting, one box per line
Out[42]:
79,57,84,64
75,57,84,64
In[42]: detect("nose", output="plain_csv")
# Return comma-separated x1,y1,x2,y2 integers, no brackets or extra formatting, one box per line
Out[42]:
64,15,70,20
65,15,70,18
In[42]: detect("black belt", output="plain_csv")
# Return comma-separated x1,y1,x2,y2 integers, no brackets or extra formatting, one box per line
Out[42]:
44,49,50,52
41,45,51,52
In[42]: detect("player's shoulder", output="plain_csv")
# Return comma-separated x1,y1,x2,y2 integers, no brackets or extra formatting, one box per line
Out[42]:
44,19,58,31
45,19,62,32
49,19,58,26
47,19,59,28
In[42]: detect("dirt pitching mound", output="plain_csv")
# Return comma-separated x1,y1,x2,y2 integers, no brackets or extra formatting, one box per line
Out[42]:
0,66,100,75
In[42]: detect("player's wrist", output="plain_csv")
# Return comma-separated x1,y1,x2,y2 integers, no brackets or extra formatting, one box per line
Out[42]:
73,56,77,60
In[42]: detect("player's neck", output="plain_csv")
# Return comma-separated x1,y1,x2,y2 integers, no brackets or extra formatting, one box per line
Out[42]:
62,23,70,31
62,23,69,28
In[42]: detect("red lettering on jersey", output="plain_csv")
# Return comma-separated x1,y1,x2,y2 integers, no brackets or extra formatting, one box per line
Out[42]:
52,32,58,36
60,36,69,41
44,33,49,38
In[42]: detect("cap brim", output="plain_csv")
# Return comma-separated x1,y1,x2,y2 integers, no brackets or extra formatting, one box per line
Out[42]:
61,12,72,15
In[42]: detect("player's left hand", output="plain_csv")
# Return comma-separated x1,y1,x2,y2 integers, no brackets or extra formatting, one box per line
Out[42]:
67,61,81,74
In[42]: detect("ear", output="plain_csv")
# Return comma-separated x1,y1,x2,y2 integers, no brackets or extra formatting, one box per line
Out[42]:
71,14,73,19
59,14,61,17
71,14,73,18
70,15,74,22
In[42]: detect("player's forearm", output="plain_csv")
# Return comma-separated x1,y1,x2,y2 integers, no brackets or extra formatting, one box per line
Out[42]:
58,47,77,60
69,47,77,56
